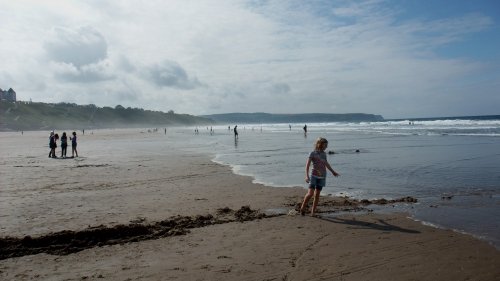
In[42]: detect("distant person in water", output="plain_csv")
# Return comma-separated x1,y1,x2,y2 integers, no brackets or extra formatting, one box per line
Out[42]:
60,132,68,158
70,131,78,157
300,137,339,217
234,125,238,139
48,131,56,158
303,124,307,134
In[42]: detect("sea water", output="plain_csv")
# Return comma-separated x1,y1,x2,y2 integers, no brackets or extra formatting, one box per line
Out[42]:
171,118,500,249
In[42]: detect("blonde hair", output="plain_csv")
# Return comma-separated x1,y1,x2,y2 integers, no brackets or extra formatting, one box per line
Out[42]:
314,137,328,150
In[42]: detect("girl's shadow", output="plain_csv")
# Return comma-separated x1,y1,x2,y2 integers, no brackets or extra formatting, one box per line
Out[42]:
318,216,420,234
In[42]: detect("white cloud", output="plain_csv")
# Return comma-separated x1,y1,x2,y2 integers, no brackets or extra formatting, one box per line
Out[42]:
0,0,497,118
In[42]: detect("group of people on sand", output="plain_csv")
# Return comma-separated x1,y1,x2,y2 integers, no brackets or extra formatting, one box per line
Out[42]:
48,131,78,158
51,124,338,216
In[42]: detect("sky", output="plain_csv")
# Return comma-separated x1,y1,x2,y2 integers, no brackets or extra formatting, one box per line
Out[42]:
1,0,499,119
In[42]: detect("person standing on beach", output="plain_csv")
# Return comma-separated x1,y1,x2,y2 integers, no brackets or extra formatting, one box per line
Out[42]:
53,133,59,158
303,124,307,134
48,131,56,158
234,125,238,139
60,132,68,158
70,131,78,157
300,137,339,216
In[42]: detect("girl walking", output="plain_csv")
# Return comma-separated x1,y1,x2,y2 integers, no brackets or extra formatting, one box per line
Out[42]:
300,137,339,216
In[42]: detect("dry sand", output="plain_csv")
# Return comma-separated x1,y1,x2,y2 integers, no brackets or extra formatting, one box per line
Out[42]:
0,130,499,280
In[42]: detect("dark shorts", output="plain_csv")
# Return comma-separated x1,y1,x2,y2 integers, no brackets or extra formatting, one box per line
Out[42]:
309,176,325,191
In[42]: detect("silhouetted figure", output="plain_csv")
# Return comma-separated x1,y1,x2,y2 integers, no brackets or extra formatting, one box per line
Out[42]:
60,132,68,158
234,125,238,139
53,133,59,158
70,131,78,157
48,131,56,158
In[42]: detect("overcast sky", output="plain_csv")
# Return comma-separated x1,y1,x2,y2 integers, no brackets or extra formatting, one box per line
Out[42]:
1,0,499,118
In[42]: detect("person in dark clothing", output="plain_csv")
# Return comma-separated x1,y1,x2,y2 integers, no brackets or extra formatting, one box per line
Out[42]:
60,132,68,158
70,131,78,157
234,125,239,139
48,131,56,158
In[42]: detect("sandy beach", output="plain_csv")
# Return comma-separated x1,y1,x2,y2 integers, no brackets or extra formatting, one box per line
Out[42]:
0,130,499,280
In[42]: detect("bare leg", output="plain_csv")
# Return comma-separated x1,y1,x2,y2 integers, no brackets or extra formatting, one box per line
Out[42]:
311,189,321,216
300,188,314,215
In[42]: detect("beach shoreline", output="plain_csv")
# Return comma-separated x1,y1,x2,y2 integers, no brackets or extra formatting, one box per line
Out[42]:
1,130,499,280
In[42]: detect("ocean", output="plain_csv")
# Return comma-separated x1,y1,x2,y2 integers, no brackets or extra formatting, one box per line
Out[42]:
170,117,500,249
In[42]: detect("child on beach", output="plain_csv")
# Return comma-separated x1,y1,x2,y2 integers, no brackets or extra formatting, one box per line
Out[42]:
48,131,56,158
60,132,68,158
70,131,78,157
300,137,339,216
52,133,59,158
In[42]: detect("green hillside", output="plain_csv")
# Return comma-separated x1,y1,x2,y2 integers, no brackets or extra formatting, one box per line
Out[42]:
0,101,213,131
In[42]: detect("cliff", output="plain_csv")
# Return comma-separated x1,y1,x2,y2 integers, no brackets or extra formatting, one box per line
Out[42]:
201,112,384,124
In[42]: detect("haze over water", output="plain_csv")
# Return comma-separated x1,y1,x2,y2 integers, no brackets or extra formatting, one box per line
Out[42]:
173,117,500,249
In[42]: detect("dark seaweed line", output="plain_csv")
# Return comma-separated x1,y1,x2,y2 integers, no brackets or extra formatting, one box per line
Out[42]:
0,206,272,260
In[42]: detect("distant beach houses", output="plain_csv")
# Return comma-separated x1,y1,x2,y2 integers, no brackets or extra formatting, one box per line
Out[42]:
0,88,16,102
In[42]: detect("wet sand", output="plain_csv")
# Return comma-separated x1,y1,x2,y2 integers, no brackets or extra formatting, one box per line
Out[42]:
0,130,499,280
